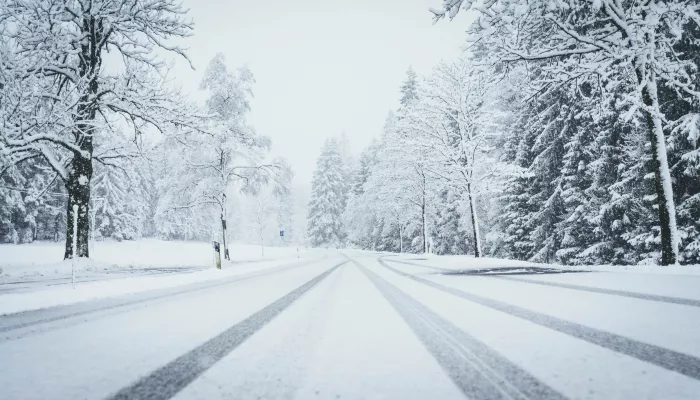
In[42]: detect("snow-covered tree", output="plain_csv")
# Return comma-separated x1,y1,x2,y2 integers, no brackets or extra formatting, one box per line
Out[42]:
404,60,505,257
345,112,437,254
0,0,198,259
165,54,283,259
307,138,346,247
432,0,700,264
400,67,419,108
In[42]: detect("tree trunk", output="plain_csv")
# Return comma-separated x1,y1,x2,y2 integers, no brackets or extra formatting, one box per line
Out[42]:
398,215,403,253
54,213,60,242
422,187,428,254
638,69,679,265
221,212,229,261
64,153,92,259
63,14,103,259
467,183,482,258
642,84,679,265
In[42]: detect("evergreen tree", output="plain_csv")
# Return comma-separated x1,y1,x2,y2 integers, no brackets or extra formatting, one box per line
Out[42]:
433,188,470,255
399,67,419,108
307,139,346,247
92,163,145,241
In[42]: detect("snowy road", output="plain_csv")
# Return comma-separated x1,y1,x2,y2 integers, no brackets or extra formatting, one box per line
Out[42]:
1,252,699,399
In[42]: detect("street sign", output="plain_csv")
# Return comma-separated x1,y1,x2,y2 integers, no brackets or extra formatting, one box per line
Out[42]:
280,230,284,237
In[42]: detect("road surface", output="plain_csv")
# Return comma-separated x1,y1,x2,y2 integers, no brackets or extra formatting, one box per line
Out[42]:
1,251,699,399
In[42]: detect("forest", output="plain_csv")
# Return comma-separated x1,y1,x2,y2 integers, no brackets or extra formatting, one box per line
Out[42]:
0,1,293,259
306,0,700,266
2,0,699,267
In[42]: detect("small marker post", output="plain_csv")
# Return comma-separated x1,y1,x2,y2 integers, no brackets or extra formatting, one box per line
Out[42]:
213,240,221,269
72,204,78,289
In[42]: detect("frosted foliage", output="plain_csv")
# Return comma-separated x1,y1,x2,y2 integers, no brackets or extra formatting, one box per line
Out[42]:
307,139,347,248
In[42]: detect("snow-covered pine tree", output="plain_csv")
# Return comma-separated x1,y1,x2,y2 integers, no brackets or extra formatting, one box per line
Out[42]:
555,108,597,265
400,67,419,108
337,132,355,212
578,111,644,265
432,187,470,255
307,138,346,247
432,0,700,265
92,162,146,241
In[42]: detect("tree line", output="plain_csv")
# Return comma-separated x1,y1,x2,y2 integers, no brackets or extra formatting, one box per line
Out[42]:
308,0,699,265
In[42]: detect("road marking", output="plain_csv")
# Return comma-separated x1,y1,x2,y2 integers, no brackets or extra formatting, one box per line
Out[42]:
105,260,346,400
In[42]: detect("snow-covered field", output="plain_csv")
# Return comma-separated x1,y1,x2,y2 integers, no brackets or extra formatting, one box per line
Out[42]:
0,239,315,315
0,239,309,278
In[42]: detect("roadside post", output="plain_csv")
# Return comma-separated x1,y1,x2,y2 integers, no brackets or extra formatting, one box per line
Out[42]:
213,240,221,269
221,214,230,261
72,204,77,289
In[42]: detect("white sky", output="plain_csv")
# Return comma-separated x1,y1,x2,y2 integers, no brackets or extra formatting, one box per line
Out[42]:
169,0,469,184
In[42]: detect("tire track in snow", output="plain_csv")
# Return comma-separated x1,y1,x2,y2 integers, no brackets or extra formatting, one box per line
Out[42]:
353,258,566,400
493,275,700,308
379,258,700,381
105,260,346,400
384,258,450,273
0,256,324,340
386,258,700,307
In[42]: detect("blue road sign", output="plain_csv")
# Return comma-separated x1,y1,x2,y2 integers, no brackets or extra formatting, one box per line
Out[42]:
280,230,284,237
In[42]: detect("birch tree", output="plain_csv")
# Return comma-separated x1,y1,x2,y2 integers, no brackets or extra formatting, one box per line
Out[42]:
405,61,504,257
168,54,286,259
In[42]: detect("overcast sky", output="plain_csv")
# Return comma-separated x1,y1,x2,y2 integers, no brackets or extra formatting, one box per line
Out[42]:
169,0,469,185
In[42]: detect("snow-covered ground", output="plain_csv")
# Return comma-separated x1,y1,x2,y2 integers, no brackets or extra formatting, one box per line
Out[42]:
1,248,699,399
0,239,315,315
0,239,309,278
385,252,700,275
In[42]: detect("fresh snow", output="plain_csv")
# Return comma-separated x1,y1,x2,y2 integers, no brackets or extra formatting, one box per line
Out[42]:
386,253,700,276
0,239,310,278
1,250,699,399
0,239,313,315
